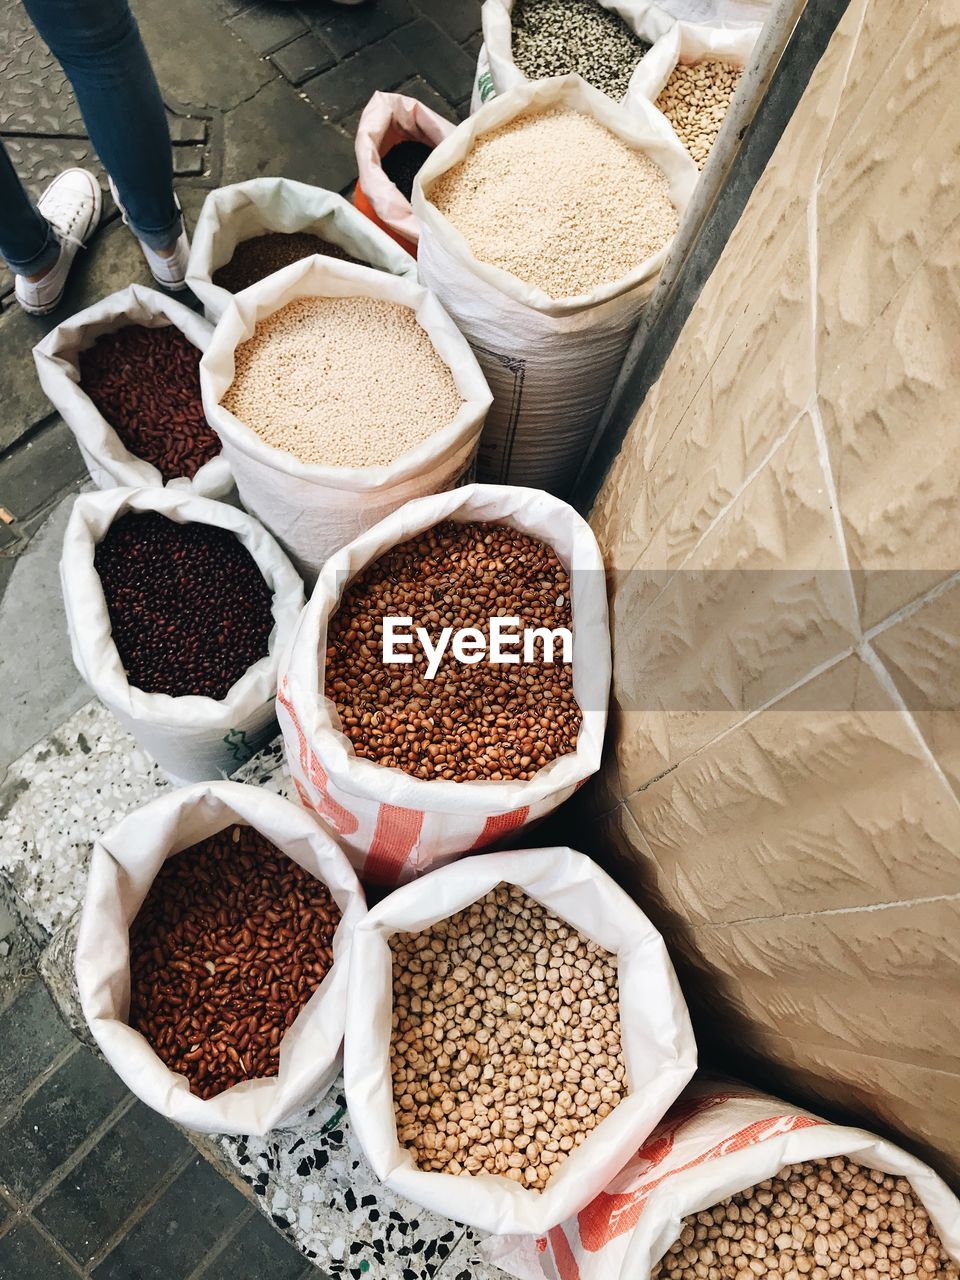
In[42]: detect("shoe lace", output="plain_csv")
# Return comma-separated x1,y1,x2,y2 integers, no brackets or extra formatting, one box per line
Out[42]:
43,190,92,248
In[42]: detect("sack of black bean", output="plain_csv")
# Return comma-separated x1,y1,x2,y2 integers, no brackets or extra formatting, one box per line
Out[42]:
276,482,610,885
60,487,304,782
344,847,696,1234
482,1080,960,1279
76,780,366,1135
186,177,417,323
33,285,231,498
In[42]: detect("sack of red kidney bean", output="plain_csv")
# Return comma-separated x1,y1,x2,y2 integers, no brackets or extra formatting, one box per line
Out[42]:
76,780,366,1135
61,485,304,783
33,283,233,499
481,1080,960,1280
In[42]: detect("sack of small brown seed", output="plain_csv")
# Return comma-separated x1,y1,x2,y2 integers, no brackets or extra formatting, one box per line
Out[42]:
276,482,610,884
33,284,233,498
61,486,304,782
186,177,418,323
344,846,696,1234
76,780,366,1135
482,1079,960,1278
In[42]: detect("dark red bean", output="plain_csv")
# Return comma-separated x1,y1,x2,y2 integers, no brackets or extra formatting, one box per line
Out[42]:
211,231,364,294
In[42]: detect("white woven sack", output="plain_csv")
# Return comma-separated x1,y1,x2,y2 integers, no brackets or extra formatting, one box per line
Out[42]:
344,846,697,1235
186,178,417,322
477,0,675,107
482,1080,960,1279
61,486,305,783
414,75,697,497
276,482,610,885
200,255,492,583
627,20,762,119
33,284,231,498
76,780,366,1135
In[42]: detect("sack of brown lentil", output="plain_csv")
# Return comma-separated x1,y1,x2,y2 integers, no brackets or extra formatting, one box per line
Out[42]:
629,21,762,168
354,91,455,255
186,177,418,323
481,1079,960,1279
414,75,697,497
199,254,492,582
476,0,675,110
76,780,366,1135
344,846,696,1234
60,486,305,783
33,284,232,499
277,481,610,884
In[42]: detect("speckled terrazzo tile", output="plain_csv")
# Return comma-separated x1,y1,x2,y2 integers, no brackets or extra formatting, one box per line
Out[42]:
218,1082,471,1279
440,1230,512,1279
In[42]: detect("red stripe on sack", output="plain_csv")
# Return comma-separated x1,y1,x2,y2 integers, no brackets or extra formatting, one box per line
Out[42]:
277,681,359,836
469,807,530,851
548,1227,581,1280
364,805,424,886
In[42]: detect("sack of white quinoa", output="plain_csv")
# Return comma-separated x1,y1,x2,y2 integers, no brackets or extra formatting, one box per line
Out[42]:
628,21,762,163
200,255,492,582
414,75,697,497
276,482,610,885
77,780,366,1136
481,1079,960,1279
353,91,455,253
475,0,675,109
186,178,417,322
344,846,697,1234
61,486,304,783
33,284,232,498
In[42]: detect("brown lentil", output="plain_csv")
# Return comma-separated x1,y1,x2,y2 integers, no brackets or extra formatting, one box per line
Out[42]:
511,0,651,100
427,108,678,299
655,58,743,170
325,520,581,782
211,230,364,294
94,512,274,700
78,324,218,483
221,295,463,468
390,883,625,1191
129,824,341,1100
651,1158,959,1280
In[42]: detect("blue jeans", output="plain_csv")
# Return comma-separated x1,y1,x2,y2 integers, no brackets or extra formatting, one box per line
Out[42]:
0,0,182,275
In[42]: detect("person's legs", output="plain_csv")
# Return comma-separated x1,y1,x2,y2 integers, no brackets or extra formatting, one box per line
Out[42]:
0,142,61,276
22,0,183,252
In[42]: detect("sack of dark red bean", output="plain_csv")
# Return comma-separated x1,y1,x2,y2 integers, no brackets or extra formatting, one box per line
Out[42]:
60,486,304,783
186,177,417,323
33,284,232,499
276,483,610,885
76,780,366,1135
482,1079,960,1279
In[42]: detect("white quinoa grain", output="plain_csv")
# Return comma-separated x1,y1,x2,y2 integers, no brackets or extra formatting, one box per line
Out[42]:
656,58,743,170
222,295,463,468
427,108,679,300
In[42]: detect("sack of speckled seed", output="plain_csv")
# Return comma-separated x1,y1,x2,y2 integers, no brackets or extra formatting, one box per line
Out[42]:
186,177,417,323
76,780,366,1135
276,482,610,886
33,284,233,499
481,1080,960,1280
60,486,304,783
353,91,455,255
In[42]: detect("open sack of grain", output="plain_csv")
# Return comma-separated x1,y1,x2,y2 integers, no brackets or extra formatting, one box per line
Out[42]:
61,486,304,782
344,846,696,1234
276,482,610,884
186,177,417,322
353,91,455,255
474,0,674,109
414,74,697,497
76,781,366,1135
200,255,492,582
482,1080,960,1279
630,20,762,167
33,284,231,498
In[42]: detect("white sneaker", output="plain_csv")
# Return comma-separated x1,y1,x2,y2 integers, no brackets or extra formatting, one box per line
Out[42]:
108,176,190,290
14,168,102,316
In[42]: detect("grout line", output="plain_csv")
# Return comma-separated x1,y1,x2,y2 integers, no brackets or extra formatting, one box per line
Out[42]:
84,1146,200,1272
862,567,960,644
180,1203,256,1280
14,1212,87,1276
0,1040,80,1130
682,888,960,931
25,1095,137,1213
